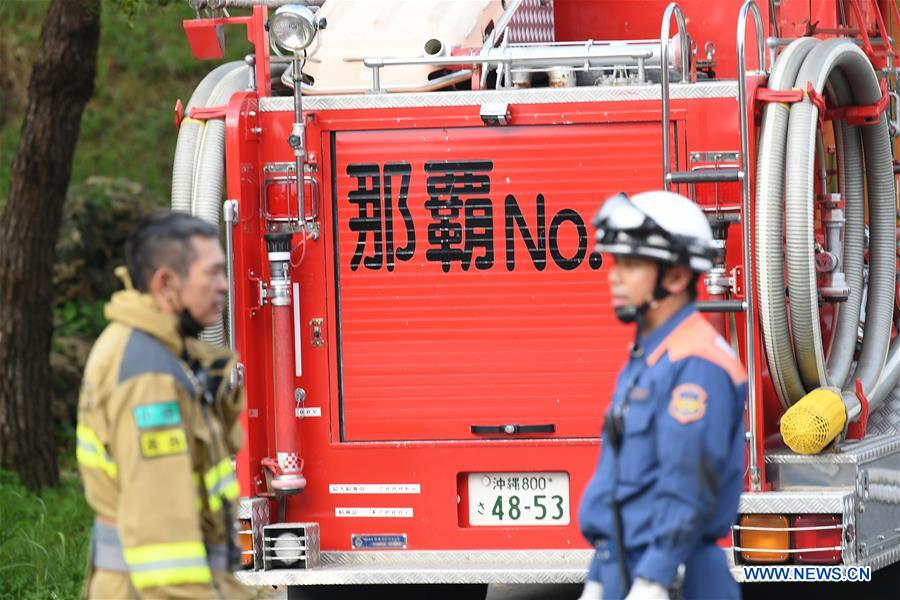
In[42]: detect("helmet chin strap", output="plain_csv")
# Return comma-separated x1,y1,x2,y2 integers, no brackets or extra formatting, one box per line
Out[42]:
613,264,671,355
613,302,650,325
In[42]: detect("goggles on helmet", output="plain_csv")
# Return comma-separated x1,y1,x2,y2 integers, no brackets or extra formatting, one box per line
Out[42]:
592,192,718,272
592,192,666,243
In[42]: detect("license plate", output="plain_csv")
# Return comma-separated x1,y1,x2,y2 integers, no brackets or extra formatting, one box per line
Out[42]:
467,472,570,526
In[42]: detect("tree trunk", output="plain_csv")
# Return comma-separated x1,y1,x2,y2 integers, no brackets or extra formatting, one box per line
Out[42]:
0,0,100,490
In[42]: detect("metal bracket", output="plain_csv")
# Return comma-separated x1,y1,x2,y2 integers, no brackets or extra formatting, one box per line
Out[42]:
704,264,735,296
843,493,857,564
690,151,740,163
304,220,321,241
263,161,294,174
890,90,900,136
310,319,324,347
730,265,743,298
230,362,245,389
240,103,260,140
749,466,761,488
857,468,870,503
480,102,511,126
248,273,267,317
224,198,240,224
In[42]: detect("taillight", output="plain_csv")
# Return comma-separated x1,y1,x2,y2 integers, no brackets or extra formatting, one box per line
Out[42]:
239,518,254,567
794,514,842,564
738,514,790,563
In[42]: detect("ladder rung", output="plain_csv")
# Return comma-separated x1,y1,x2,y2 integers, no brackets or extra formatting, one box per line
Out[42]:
697,299,745,313
667,169,742,184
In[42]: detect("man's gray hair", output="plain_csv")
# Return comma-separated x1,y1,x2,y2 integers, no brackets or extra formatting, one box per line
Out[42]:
125,211,219,292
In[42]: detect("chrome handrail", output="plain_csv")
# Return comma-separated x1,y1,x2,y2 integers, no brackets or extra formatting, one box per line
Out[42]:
263,172,320,224
360,47,665,94
660,2,690,190
360,48,659,93
480,0,525,88
737,0,765,492
732,545,843,553
482,0,524,53
768,0,780,38
224,199,239,352
287,69,473,95
733,524,843,532
362,49,656,69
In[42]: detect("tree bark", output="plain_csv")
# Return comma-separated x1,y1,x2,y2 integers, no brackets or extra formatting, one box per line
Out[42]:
0,0,100,490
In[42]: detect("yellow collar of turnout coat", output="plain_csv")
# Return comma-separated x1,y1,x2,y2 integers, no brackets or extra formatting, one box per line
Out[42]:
104,270,184,357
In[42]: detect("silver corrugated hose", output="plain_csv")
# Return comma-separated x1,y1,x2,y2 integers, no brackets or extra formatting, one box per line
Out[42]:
785,98,824,389
850,105,895,413
191,64,249,220
195,65,250,348
823,70,865,389
755,37,818,408
172,61,243,213
172,124,201,213
765,41,898,452
786,39,895,417
867,335,900,409
173,64,249,348
193,118,227,224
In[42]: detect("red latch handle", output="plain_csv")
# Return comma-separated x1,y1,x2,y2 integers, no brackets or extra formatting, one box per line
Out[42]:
188,105,228,121
261,457,283,477
174,99,184,129
754,87,804,104
754,80,889,129
824,79,890,126
752,85,825,124
846,378,870,440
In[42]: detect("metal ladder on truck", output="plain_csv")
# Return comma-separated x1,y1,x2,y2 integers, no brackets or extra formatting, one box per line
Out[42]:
658,0,768,492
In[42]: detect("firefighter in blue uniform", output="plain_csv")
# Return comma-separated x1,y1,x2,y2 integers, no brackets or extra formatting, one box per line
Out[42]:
578,191,747,600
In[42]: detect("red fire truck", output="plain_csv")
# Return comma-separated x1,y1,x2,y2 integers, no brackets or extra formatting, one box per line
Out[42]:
174,0,900,594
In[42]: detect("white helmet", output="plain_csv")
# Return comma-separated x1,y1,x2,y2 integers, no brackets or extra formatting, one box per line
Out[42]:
592,190,717,272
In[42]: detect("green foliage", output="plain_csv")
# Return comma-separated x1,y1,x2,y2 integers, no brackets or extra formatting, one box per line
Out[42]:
0,6,254,596
0,468,93,599
53,300,107,340
0,0,251,200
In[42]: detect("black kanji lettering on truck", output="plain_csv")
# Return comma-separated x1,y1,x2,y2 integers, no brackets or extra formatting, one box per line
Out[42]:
424,160,495,272
347,162,415,271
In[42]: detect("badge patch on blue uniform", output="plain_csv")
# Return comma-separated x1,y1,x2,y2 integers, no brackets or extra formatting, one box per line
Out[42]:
133,401,182,429
668,383,707,424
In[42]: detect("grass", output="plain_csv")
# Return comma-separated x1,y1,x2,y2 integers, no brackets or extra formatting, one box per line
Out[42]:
0,463,93,600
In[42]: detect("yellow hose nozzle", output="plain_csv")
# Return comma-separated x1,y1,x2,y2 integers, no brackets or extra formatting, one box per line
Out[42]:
780,388,847,454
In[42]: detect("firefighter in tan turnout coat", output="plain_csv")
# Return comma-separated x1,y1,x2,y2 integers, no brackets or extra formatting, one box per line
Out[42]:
77,212,250,598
